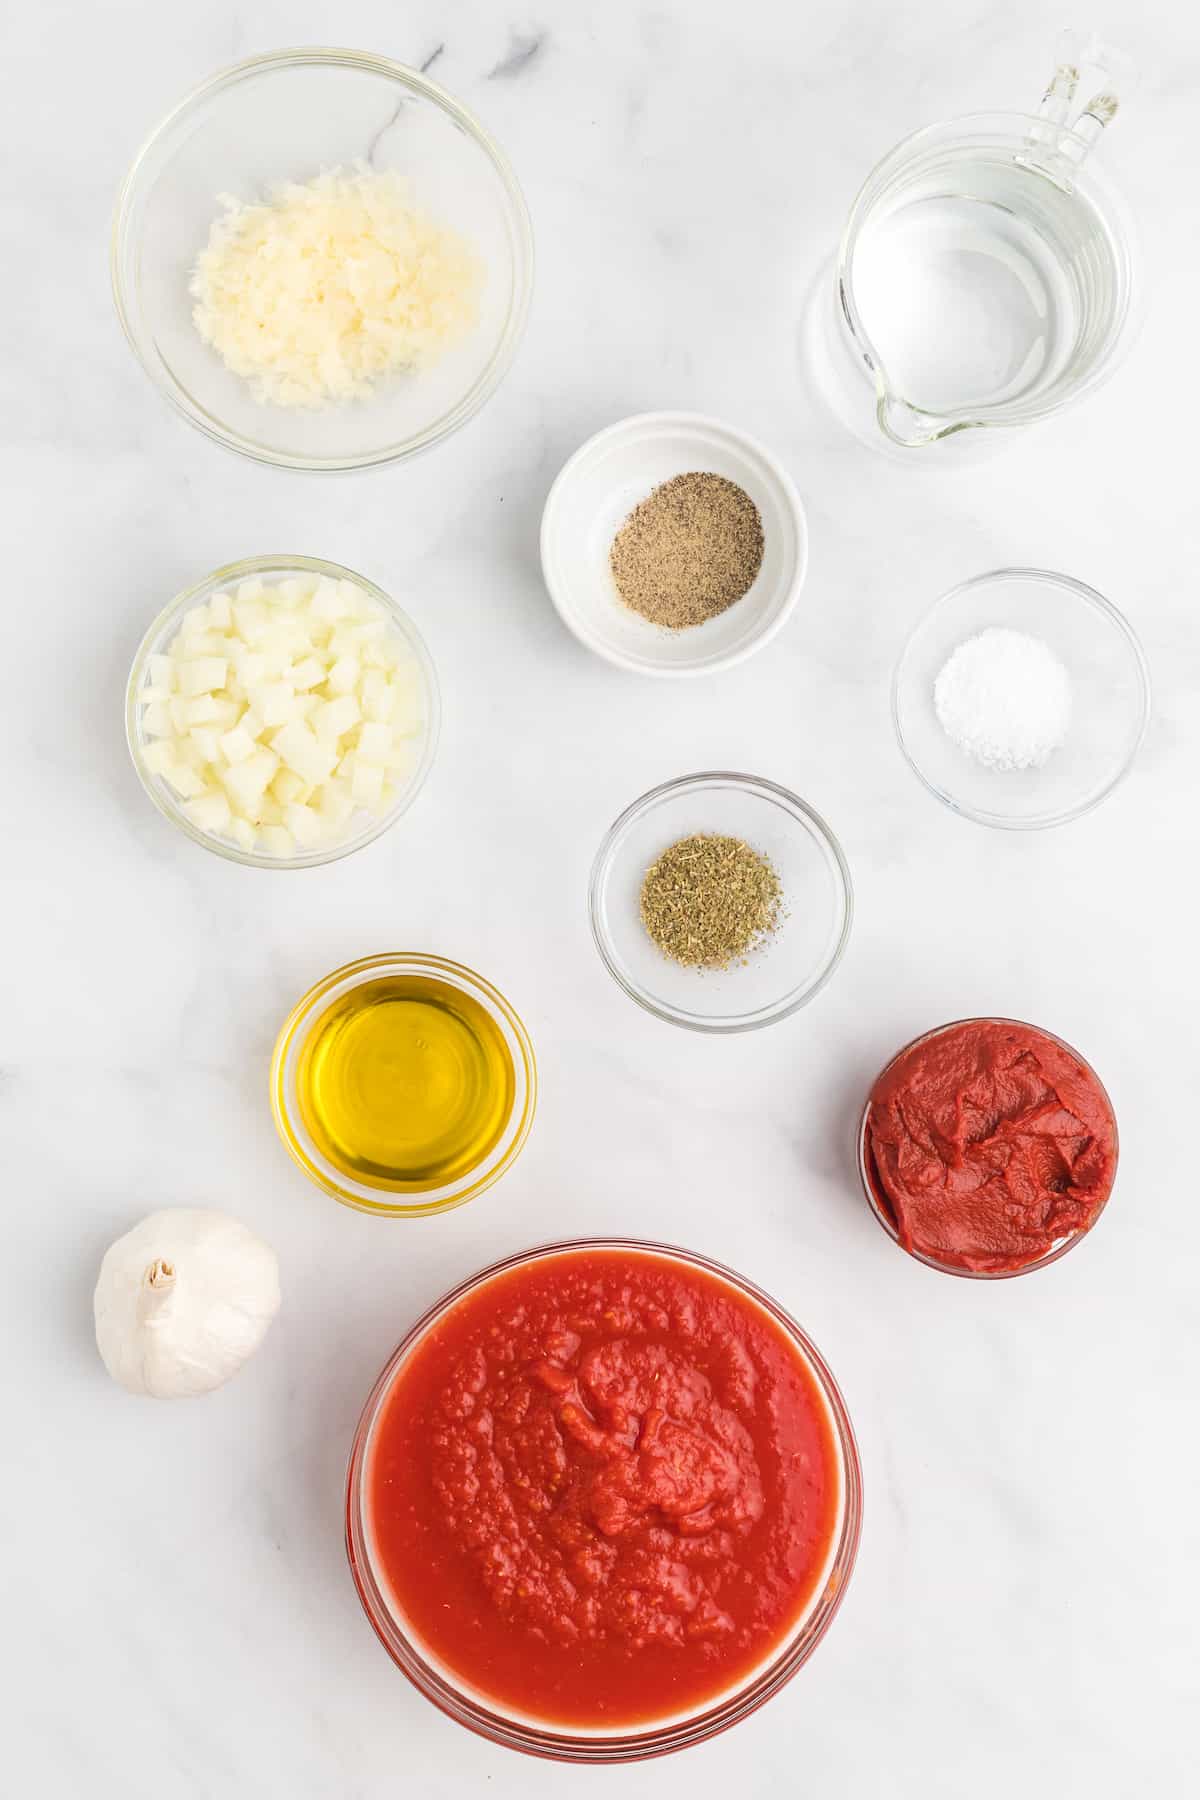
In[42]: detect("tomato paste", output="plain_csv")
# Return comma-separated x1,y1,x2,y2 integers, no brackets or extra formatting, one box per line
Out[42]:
366,1248,843,1728
864,1018,1117,1273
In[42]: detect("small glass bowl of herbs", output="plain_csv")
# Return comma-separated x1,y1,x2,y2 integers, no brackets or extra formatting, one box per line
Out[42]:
589,772,853,1032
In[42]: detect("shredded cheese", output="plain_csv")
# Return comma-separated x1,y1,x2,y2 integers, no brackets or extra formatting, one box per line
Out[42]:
190,166,483,409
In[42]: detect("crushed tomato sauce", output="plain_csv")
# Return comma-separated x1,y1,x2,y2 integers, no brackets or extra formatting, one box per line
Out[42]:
865,1018,1117,1273
366,1249,842,1728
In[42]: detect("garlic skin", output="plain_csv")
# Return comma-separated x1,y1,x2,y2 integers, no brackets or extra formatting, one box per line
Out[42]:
94,1209,281,1398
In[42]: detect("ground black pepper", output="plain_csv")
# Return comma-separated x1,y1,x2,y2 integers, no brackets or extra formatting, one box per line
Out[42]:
610,472,764,630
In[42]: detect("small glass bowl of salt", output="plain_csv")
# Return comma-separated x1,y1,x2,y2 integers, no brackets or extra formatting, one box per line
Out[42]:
893,568,1150,829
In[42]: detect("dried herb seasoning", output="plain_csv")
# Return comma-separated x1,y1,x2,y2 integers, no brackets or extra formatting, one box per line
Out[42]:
639,833,782,969
610,472,764,630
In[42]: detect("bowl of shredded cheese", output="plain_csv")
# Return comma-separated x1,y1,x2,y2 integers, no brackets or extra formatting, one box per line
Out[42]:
112,48,533,471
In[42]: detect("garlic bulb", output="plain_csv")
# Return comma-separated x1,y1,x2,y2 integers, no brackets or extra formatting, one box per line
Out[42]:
94,1208,281,1398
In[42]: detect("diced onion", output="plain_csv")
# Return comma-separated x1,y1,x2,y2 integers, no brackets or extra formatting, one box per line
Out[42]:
137,576,426,859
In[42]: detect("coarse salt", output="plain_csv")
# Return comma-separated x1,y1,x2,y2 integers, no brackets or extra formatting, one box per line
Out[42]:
933,627,1072,771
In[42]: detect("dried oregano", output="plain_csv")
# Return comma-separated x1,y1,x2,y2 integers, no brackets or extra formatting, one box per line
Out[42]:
639,834,781,969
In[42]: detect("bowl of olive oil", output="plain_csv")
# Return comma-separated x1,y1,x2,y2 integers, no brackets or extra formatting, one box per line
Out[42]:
271,954,536,1215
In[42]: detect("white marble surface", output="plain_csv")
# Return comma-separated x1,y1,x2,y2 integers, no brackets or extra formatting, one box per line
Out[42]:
5,1,1198,1794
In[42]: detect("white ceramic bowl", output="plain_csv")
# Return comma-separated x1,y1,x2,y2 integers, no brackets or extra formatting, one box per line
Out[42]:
540,413,808,676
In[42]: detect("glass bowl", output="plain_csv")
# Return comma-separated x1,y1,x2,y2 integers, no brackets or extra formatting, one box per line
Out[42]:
111,47,533,471
893,567,1150,829
270,952,536,1216
345,1237,863,1761
126,554,440,869
589,773,853,1032
858,1017,1119,1279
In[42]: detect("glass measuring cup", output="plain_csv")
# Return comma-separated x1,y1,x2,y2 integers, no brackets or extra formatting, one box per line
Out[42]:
814,34,1138,454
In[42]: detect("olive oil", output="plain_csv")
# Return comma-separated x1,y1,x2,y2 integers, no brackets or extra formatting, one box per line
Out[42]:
296,974,516,1192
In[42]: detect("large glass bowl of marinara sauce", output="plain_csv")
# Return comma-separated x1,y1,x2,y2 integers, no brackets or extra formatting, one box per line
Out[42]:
346,1238,863,1762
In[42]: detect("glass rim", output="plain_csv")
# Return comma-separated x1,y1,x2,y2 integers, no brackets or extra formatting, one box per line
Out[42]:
858,1015,1119,1279
269,952,537,1216
125,553,441,869
345,1235,864,1760
891,566,1151,831
588,771,854,1033
110,45,535,473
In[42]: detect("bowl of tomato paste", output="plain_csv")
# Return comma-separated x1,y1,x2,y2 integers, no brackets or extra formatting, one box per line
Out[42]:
859,1017,1118,1278
346,1239,862,1760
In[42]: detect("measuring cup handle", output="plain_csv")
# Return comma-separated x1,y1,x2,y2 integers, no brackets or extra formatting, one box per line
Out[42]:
1034,29,1138,165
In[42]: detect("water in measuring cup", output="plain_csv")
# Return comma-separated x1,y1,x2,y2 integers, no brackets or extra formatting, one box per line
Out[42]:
850,154,1119,420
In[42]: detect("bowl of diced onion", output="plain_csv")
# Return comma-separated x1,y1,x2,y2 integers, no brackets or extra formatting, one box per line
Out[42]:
111,48,533,471
127,555,440,868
